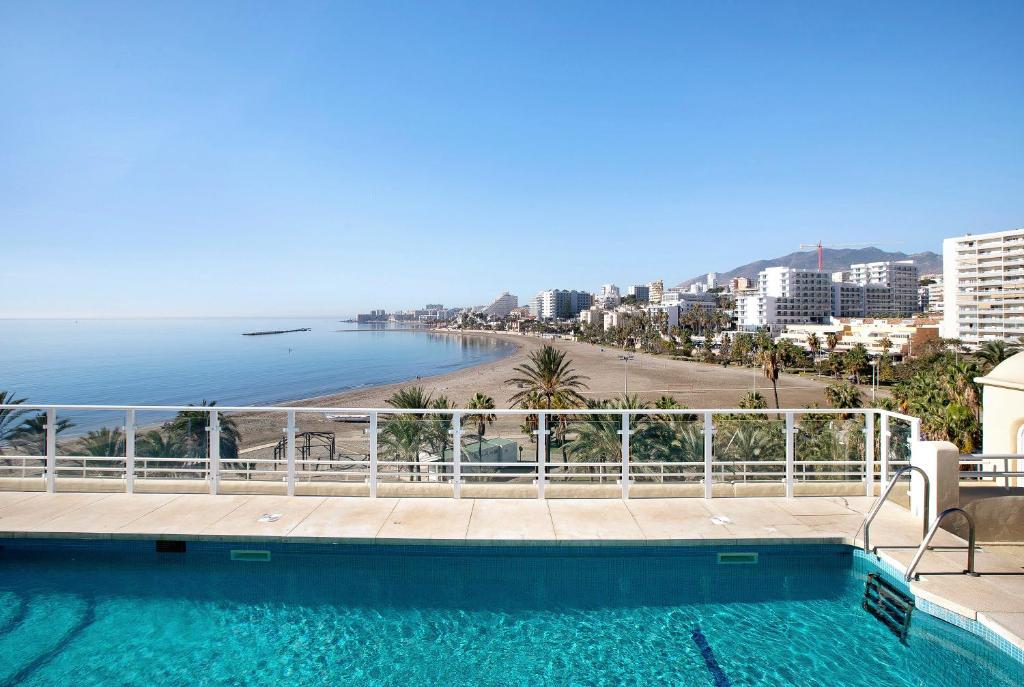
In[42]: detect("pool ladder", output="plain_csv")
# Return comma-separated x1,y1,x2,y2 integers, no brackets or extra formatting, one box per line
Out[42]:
862,573,914,642
862,466,930,555
863,467,979,581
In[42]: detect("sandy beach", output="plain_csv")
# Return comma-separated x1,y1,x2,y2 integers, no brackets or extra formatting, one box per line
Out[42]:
228,331,832,450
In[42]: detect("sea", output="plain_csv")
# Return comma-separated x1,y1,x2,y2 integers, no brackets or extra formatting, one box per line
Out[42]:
0,319,516,432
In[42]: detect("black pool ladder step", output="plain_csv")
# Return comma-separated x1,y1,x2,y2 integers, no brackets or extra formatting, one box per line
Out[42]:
863,572,914,642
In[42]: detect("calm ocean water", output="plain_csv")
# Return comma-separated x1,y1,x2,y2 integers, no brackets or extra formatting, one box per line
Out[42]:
0,319,515,428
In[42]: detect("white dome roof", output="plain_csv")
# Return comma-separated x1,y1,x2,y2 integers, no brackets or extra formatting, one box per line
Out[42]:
977,350,1024,391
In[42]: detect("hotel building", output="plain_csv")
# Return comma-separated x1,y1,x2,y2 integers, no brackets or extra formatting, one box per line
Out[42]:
941,228,1024,344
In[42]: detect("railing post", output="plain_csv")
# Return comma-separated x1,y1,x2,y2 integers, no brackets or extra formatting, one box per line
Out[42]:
879,412,890,484
536,412,547,499
368,411,378,498
208,409,220,495
865,411,875,497
45,408,57,493
619,411,630,500
703,412,714,499
785,411,795,498
125,409,136,494
452,413,462,499
285,410,296,497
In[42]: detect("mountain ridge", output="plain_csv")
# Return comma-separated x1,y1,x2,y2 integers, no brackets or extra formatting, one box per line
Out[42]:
677,248,941,288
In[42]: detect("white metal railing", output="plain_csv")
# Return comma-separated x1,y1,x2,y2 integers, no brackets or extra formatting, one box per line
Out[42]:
959,454,1024,488
0,404,921,499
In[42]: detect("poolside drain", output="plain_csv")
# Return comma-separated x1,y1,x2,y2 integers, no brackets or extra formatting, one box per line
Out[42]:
155,540,186,553
231,550,272,562
691,627,731,687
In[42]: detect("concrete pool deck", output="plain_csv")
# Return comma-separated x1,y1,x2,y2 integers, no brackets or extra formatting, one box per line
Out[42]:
1,491,1023,654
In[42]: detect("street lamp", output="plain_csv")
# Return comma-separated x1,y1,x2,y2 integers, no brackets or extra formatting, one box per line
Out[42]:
618,354,635,395
869,359,879,402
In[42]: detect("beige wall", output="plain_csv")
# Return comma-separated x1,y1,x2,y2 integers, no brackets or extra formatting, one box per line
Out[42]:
981,384,1024,487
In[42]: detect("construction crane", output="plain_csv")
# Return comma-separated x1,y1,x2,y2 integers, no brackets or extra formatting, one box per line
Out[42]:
798,241,872,272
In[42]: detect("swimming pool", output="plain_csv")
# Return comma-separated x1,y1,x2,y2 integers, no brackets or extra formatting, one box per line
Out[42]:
0,540,1021,686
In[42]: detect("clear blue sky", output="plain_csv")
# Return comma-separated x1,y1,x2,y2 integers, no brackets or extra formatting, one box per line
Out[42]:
2,1,1022,317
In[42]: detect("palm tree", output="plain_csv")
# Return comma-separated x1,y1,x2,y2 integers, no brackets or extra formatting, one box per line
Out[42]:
381,386,436,480
879,337,893,356
755,337,787,411
76,427,125,478
824,382,863,415
506,345,589,409
135,430,184,477
975,339,1020,371
422,396,455,466
385,386,433,412
655,395,682,410
844,344,869,384
80,427,125,456
378,414,426,481
465,392,496,460
0,391,30,454
826,332,839,354
738,391,767,410
807,333,821,360
12,413,74,455
165,401,242,475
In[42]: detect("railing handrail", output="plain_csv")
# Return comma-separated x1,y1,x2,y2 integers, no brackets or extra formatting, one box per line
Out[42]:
0,405,921,501
0,403,889,416
905,507,979,581
863,465,930,553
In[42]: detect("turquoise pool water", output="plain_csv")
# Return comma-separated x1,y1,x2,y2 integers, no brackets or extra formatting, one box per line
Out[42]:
0,541,1021,686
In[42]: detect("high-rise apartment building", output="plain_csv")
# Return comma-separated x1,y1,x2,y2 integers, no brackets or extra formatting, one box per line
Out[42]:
848,261,920,315
529,289,594,320
648,280,664,305
627,284,650,302
737,267,832,332
942,228,1024,344
481,292,519,318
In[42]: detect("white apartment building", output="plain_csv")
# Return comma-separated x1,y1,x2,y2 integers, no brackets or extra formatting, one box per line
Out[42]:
848,261,920,315
942,228,1024,344
648,280,664,305
595,284,621,308
737,267,832,332
481,292,518,319
919,274,943,314
831,281,867,317
578,306,604,326
627,284,650,302
530,289,594,320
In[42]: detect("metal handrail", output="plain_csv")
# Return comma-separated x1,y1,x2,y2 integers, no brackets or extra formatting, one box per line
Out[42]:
863,466,930,553
905,507,980,581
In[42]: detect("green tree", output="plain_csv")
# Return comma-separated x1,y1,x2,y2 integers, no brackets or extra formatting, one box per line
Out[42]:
824,382,863,416
80,427,125,456
0,391,30,454
755,335,792,411
807,333,821,360
506,345,589,409
975,339,1020,372
843,344,869,384
738,391,768,409
12,413,74,455
465,392,496,460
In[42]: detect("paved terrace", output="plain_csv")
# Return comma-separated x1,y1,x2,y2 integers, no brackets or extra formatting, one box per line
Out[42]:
1,492,1023,654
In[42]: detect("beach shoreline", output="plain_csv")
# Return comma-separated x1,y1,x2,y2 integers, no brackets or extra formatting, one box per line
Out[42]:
227,331,832,447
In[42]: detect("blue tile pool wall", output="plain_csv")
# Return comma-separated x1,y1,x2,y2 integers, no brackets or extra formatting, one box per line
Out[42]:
852,548,1024,666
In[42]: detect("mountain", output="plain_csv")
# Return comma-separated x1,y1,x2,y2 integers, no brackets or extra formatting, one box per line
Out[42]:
677,248,942,288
